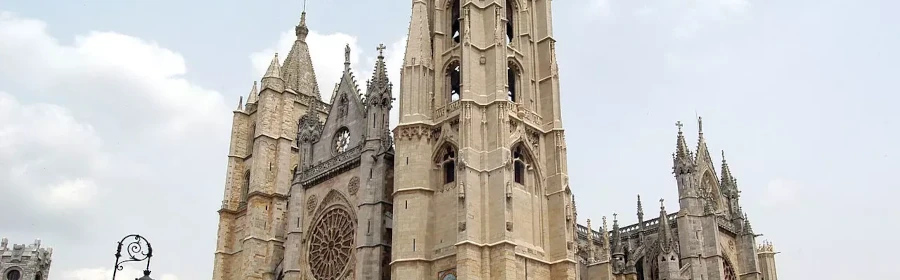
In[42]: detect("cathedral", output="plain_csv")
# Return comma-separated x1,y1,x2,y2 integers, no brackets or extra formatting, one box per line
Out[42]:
210,0,781,280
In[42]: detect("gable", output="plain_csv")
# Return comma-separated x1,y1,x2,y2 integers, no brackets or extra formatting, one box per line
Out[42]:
309,70,367,164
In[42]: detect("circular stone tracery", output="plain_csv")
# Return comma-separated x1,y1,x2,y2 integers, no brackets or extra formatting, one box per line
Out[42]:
308,207,355,280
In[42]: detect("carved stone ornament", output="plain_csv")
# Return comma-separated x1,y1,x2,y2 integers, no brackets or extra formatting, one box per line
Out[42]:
306,195,318,214
308,207,355,280
347,176,360,195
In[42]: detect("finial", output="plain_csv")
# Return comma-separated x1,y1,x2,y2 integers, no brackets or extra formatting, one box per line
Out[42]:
602,216,608,230
722,150,726,162
675,120,684,133
697,116,704,134
660,198,666,211
344,44,351,64
376,43,386,58
237,95,244,110
636,194,644,215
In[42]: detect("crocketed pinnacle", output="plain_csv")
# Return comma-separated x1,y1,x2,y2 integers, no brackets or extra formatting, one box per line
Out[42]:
402,0,433,68
611,213,623,255
658,199,675,253
673,120,694,174
263,54,281,79
246,81,259,104
282,11,321,99
636,194,644,219
720,150,739,195
367,43,392,95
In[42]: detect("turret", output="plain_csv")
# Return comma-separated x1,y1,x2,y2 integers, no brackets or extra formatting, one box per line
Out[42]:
657,199,682,280
757,241,779,280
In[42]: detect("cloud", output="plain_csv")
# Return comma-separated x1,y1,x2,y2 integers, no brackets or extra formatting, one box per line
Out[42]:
591,0,613,18
250,31,406,127
62,267,179,280
0,11,230,279
762,178,800,207
0,91,108,230
0,11,229,140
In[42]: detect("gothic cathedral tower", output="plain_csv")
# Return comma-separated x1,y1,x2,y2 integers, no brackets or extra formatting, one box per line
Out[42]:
391,0,577,279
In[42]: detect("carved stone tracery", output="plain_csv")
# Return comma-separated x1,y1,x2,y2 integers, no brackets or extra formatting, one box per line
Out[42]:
308,207,355,280
347,176,360,195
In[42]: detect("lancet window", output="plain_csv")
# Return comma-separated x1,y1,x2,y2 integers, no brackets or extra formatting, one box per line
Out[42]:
440,146,457,184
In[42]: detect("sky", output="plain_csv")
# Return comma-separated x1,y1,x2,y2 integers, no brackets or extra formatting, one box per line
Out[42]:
0,0,897,279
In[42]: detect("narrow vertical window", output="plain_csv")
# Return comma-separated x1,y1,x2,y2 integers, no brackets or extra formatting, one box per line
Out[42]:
506,1,517,44
513,145,526,184
450,0,461,44
507,61,519,102
242,170,251,204
448,61,461,102
441,146,457,184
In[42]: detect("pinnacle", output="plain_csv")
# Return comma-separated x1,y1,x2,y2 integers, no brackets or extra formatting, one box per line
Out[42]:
246,81,259,104
263,54,281,79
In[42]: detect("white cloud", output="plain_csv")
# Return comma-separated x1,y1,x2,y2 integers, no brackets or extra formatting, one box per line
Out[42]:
0,92,107,226
62,267,178,280
591,0,613,18
762,178,800,207
0,11,229,140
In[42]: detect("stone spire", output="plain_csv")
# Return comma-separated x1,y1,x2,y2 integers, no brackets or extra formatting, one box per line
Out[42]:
403,0,433,68
261,53,284,91
263,54,281,78
694,116,714,165
636,194,644,221
246,81,259,104
720,150,739,194
673,120,694,174
601,216,611,260
367,44,391,93
281,8,321,99
587,219,596,262
658,199,675,253
611,213,623,255
236,95,244,111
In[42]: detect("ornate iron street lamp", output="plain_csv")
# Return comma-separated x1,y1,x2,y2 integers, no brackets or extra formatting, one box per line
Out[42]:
111,234,154,280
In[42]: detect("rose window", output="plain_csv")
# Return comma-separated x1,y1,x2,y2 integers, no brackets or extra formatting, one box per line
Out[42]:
308,207,355,280
333,128,350,154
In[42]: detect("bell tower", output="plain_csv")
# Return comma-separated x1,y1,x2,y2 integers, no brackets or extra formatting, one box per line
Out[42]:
392,0,576,279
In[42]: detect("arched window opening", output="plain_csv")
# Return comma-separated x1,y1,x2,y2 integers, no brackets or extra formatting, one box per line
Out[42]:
507,62,519,102
6,269,21,280
441,146,457,184
450,0,461,44
33,272,41,280
513,145,526,184
723,258,737,280
333,127,351,154
506,1,516,44
448,61,461,102
241,170,251,204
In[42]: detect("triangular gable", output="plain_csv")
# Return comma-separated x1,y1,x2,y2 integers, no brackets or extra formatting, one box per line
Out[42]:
308,64,367,164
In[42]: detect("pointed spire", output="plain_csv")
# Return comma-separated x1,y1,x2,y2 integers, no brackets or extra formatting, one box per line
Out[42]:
282,8,321,99
601,216,611,255
246,81,259,104
612,213,623,255
236,95,244,111
367,43,392,97
636,194,644,220
720,150,739,194
587,219,596,262
264,53,281,78
673,120,694,174
402,0,433,68
658,199,675,253
295,0,309,42
743,212,754,234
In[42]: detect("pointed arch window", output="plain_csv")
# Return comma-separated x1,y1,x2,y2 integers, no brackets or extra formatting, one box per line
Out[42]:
723,258,737,280
440,146,457,184
506,0,517,44
513,145,527,185
450,0,461,44
241,170,251,206
507,61,520,102
447,61,461,102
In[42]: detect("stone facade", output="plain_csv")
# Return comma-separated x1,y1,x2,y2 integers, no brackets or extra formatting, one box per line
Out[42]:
211,10,395,280
0,238,52,280
573,120,781,280
211,1,780,280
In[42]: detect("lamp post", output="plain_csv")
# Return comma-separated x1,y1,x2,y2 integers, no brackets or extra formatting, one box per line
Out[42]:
111,234,154,280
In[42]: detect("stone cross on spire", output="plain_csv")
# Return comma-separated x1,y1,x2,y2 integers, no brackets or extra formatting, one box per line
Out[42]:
675,120,683,132
377,43,386,58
